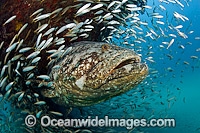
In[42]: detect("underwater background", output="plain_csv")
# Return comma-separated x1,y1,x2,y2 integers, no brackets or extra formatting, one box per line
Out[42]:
140,0,200,132
100,0,200,132
0,0,200,132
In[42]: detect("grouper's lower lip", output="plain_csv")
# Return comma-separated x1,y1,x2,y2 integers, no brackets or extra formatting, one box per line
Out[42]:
139,63,148,75
118,62,148,76
113,57,142,70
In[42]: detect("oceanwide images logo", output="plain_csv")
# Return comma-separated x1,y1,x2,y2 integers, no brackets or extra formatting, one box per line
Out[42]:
25,115,176,129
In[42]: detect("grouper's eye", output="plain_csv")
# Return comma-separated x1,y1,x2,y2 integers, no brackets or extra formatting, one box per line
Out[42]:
102,44,109,50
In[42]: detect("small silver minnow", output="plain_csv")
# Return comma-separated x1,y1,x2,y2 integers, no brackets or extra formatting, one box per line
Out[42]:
15,61,20,70
55,40,65,46
46,50,57,54
30,8,44,18
34,101,46,105
15,39,24,52
76,9,90,17
107,20,120,25
27,73,34,79
41,37,53,50
33,13,51,22
69,36,78,42
58,45,65,51
26,51,40,59
174,25,183,29
3,15,16,26
31,57,41,64
17,23,28,37
56,23,76,35
61,47,72,57
11,54,22,62
35,23,48,33
156,21,165,25
112,9,121,13
169,34,177,38
18,92,24,102
127,7,142,12
19,47,32,53
152,15,164,19
61,6,71,15
15,91,23,97
0,77,7,87
159,5,166,10
34,93,39,97
76,3,91,14
167,39,175,49
48,50,63,59
49,111,63,116
23,66,36,72
52,65,61,69
43,28,56,36
37,40,46,49
27,95,32,99
143,5,152,9
36,111,43,118
175,0,184,7
37,75,50,80
4,89,12,99
79,33,89,37
94,10,104,15
50,8,63,16
6,42,18,52
15,69,22,77
36,33,42,48
126,4,137,8
0,41,4,50
73,22,84,30
107,1,116,9
103,13,111,19
91,3,103,10
5,82,14,91
64,33,76,38
1,65,8,77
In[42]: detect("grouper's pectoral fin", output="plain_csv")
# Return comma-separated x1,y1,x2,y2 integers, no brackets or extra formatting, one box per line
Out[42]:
30,80,58,98
41,89,58,98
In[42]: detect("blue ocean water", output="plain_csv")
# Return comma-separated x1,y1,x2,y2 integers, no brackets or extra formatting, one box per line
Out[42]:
133,0,200,132
146,0,200,132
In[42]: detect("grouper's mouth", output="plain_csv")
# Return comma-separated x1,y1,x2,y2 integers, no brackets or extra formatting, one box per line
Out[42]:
113,56,141,70
106,56,147,78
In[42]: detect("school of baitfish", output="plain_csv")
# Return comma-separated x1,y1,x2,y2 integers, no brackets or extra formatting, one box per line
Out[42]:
0,0,199,132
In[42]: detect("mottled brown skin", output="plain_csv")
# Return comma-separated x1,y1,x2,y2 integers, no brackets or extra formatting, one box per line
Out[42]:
42,41,148,107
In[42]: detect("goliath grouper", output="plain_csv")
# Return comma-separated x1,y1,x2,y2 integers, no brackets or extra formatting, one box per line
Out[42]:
41,41,148,107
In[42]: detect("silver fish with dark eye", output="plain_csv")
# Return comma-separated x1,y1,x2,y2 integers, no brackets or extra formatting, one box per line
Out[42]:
41,41,149,107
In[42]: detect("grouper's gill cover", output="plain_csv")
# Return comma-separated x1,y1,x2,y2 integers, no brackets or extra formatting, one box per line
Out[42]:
42,41,148,107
